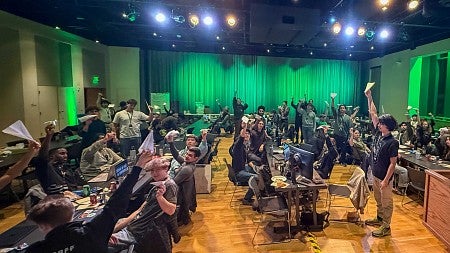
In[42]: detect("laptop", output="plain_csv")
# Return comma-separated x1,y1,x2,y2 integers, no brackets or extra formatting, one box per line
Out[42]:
88,159,128,183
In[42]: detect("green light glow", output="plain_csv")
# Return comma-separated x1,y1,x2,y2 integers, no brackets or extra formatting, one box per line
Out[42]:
92,75,99,85
148,51,360,116
408,56,422,112
65,87,78,125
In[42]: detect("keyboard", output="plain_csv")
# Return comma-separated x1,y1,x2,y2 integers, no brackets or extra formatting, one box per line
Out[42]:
0,224,38,247
272,154,285,161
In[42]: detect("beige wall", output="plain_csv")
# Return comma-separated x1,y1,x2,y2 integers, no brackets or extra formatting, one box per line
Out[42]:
363,38,450,120
0,10,109,144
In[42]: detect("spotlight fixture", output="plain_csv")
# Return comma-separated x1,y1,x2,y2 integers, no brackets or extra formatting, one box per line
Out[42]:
332,22,342,34
345,26,355,36
155,12,166,23
172,44,176,48
226,15,237,27
408,0,419,10
349,53,352,57
379,29,389,39
153,32,157,37
266,49,270,53
323,43,327,47
222,46,226,50
123,4,139,22
310,51,313,55
171,10,185,23
366,29,375,41
370,45,375,50
188,14,199,28
55,26,60,30
203,16,213,26
357,26,366,37
95,40,99,43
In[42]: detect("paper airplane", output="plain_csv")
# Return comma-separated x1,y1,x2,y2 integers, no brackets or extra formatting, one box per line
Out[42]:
364,82,375,93
330,93,337,99
43,120,57,126
78,115,97,123
241,116,249,124
2,120,34,141
167,130,180,138
150,181,166,187
407,106,412,110
139,130,155,154
108,104,115,108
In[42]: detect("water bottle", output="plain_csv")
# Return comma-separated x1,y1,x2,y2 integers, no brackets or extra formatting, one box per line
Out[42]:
130,146,137,165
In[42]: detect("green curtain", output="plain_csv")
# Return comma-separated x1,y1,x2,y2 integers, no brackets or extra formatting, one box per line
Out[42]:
148,50,361,118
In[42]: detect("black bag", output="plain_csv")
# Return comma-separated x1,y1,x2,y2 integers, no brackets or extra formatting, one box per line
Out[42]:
300,211,329,229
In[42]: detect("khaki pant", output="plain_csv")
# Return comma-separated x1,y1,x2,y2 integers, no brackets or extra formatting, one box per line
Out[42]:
373,177,393,227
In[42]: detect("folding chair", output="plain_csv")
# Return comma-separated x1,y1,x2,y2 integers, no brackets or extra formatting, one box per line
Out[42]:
223,158,248,207
401,167,425,214
249,176,291,246
326,167,369,225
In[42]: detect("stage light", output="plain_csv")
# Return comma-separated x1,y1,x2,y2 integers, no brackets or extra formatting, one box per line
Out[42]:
379,0,389,6
188,14,199,27
222,46,226,50
408,0,419,10
366,29,375,41
55,26,60,30
123,4,139,22
310,51,313,55
349,53,352,57
155,12,166,23
345,26,355,36
95,40,99,43
330,17,336,23
370,45,375,50
172,15,185,23
332,22,342,34
226,15,237,27
357,26,366,37
203,16,213,26
266,49,270,53
216,35,220,40
379,29,389,39
153,32,157,37
323,43,327,47
172,44,176,48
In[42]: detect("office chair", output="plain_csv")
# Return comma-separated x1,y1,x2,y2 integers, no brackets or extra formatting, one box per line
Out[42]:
401,166,425,214
248,176,291,246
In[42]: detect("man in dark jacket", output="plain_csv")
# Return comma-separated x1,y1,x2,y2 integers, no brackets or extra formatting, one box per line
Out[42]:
233,90,248,139
26,151,154,253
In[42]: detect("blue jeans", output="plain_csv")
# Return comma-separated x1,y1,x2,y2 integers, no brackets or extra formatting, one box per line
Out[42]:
236,165,257,201
119,137,141,158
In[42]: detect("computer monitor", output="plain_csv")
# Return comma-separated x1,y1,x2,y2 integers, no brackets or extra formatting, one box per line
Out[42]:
114,159,129,178
286,144,314,180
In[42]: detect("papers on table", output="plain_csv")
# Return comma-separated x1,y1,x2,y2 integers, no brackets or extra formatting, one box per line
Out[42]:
78,115,97,123
2,120,34,141
364,82,375,93
139,130,155,153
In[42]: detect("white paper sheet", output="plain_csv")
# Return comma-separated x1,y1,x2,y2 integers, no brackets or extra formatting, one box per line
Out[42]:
167,130,180,138
330,93,337,99
241,116,249,124
2,120,34,141
43,119,57,126
364,82,375,93
78,115,97,123
139,130,155,153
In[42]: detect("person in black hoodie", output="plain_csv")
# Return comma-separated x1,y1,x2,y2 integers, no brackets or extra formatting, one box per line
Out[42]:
26,151,154,253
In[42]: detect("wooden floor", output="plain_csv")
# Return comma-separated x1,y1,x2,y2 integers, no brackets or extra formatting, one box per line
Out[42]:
0,135,447,252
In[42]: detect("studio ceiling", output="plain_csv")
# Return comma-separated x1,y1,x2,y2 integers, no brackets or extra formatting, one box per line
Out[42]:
1,0,450,60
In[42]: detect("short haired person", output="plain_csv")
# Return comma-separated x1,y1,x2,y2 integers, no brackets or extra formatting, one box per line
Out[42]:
331,96,353,164
364,89,399,237
112,99,153,157
278,100,290,134
0,140,40,190
232,90,248,139
35,124,86,194
108,157,177,253
168,131,208,178
79,132,123,180
26,151,154,253
97,93,114,124
166,133,201,225
79,105,107,149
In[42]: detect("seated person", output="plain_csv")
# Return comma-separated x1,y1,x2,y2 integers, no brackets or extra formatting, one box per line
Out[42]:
434,128,449,156
232,125,257,205
79,105,107,149
440,135,450,161
0,140,40,190
168,132,208,178
212,105,232,134
312,126,338,179
348,128,370,173
397,122,414,148
34,125,86,194
79,132,123,181
109,157,177,253
393,162,409,195
26,152,153,253
166,134,201,226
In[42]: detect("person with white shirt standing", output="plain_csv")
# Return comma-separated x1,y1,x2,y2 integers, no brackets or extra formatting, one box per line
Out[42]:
113,99,153,157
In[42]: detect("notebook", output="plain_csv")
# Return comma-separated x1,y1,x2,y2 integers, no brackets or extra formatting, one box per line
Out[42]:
88,159,128,183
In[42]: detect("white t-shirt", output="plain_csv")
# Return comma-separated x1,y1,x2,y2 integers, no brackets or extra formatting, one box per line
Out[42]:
113,110,149,138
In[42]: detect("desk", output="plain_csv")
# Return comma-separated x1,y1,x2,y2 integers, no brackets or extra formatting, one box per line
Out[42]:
398,150,450,171
274,181,327,232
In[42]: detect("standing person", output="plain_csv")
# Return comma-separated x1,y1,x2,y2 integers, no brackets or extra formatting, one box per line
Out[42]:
278,101,290,135
298,103,316,144
97,93,114,124
364,89,399,238
331,96,353,164
112,99,153,157
291,98,303,144
232,90,248,139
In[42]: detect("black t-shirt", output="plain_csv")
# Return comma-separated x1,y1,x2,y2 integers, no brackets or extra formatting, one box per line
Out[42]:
370,131,399,180
127,179,177,238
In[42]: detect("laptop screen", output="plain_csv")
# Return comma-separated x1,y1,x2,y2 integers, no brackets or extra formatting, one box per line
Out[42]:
114,160,129,178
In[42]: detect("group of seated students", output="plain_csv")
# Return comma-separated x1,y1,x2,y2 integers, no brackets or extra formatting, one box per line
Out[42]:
0,98,214,252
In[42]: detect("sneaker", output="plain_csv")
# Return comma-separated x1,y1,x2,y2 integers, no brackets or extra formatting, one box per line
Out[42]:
365,217,382,226
242,199,254,206
372,225,391,237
